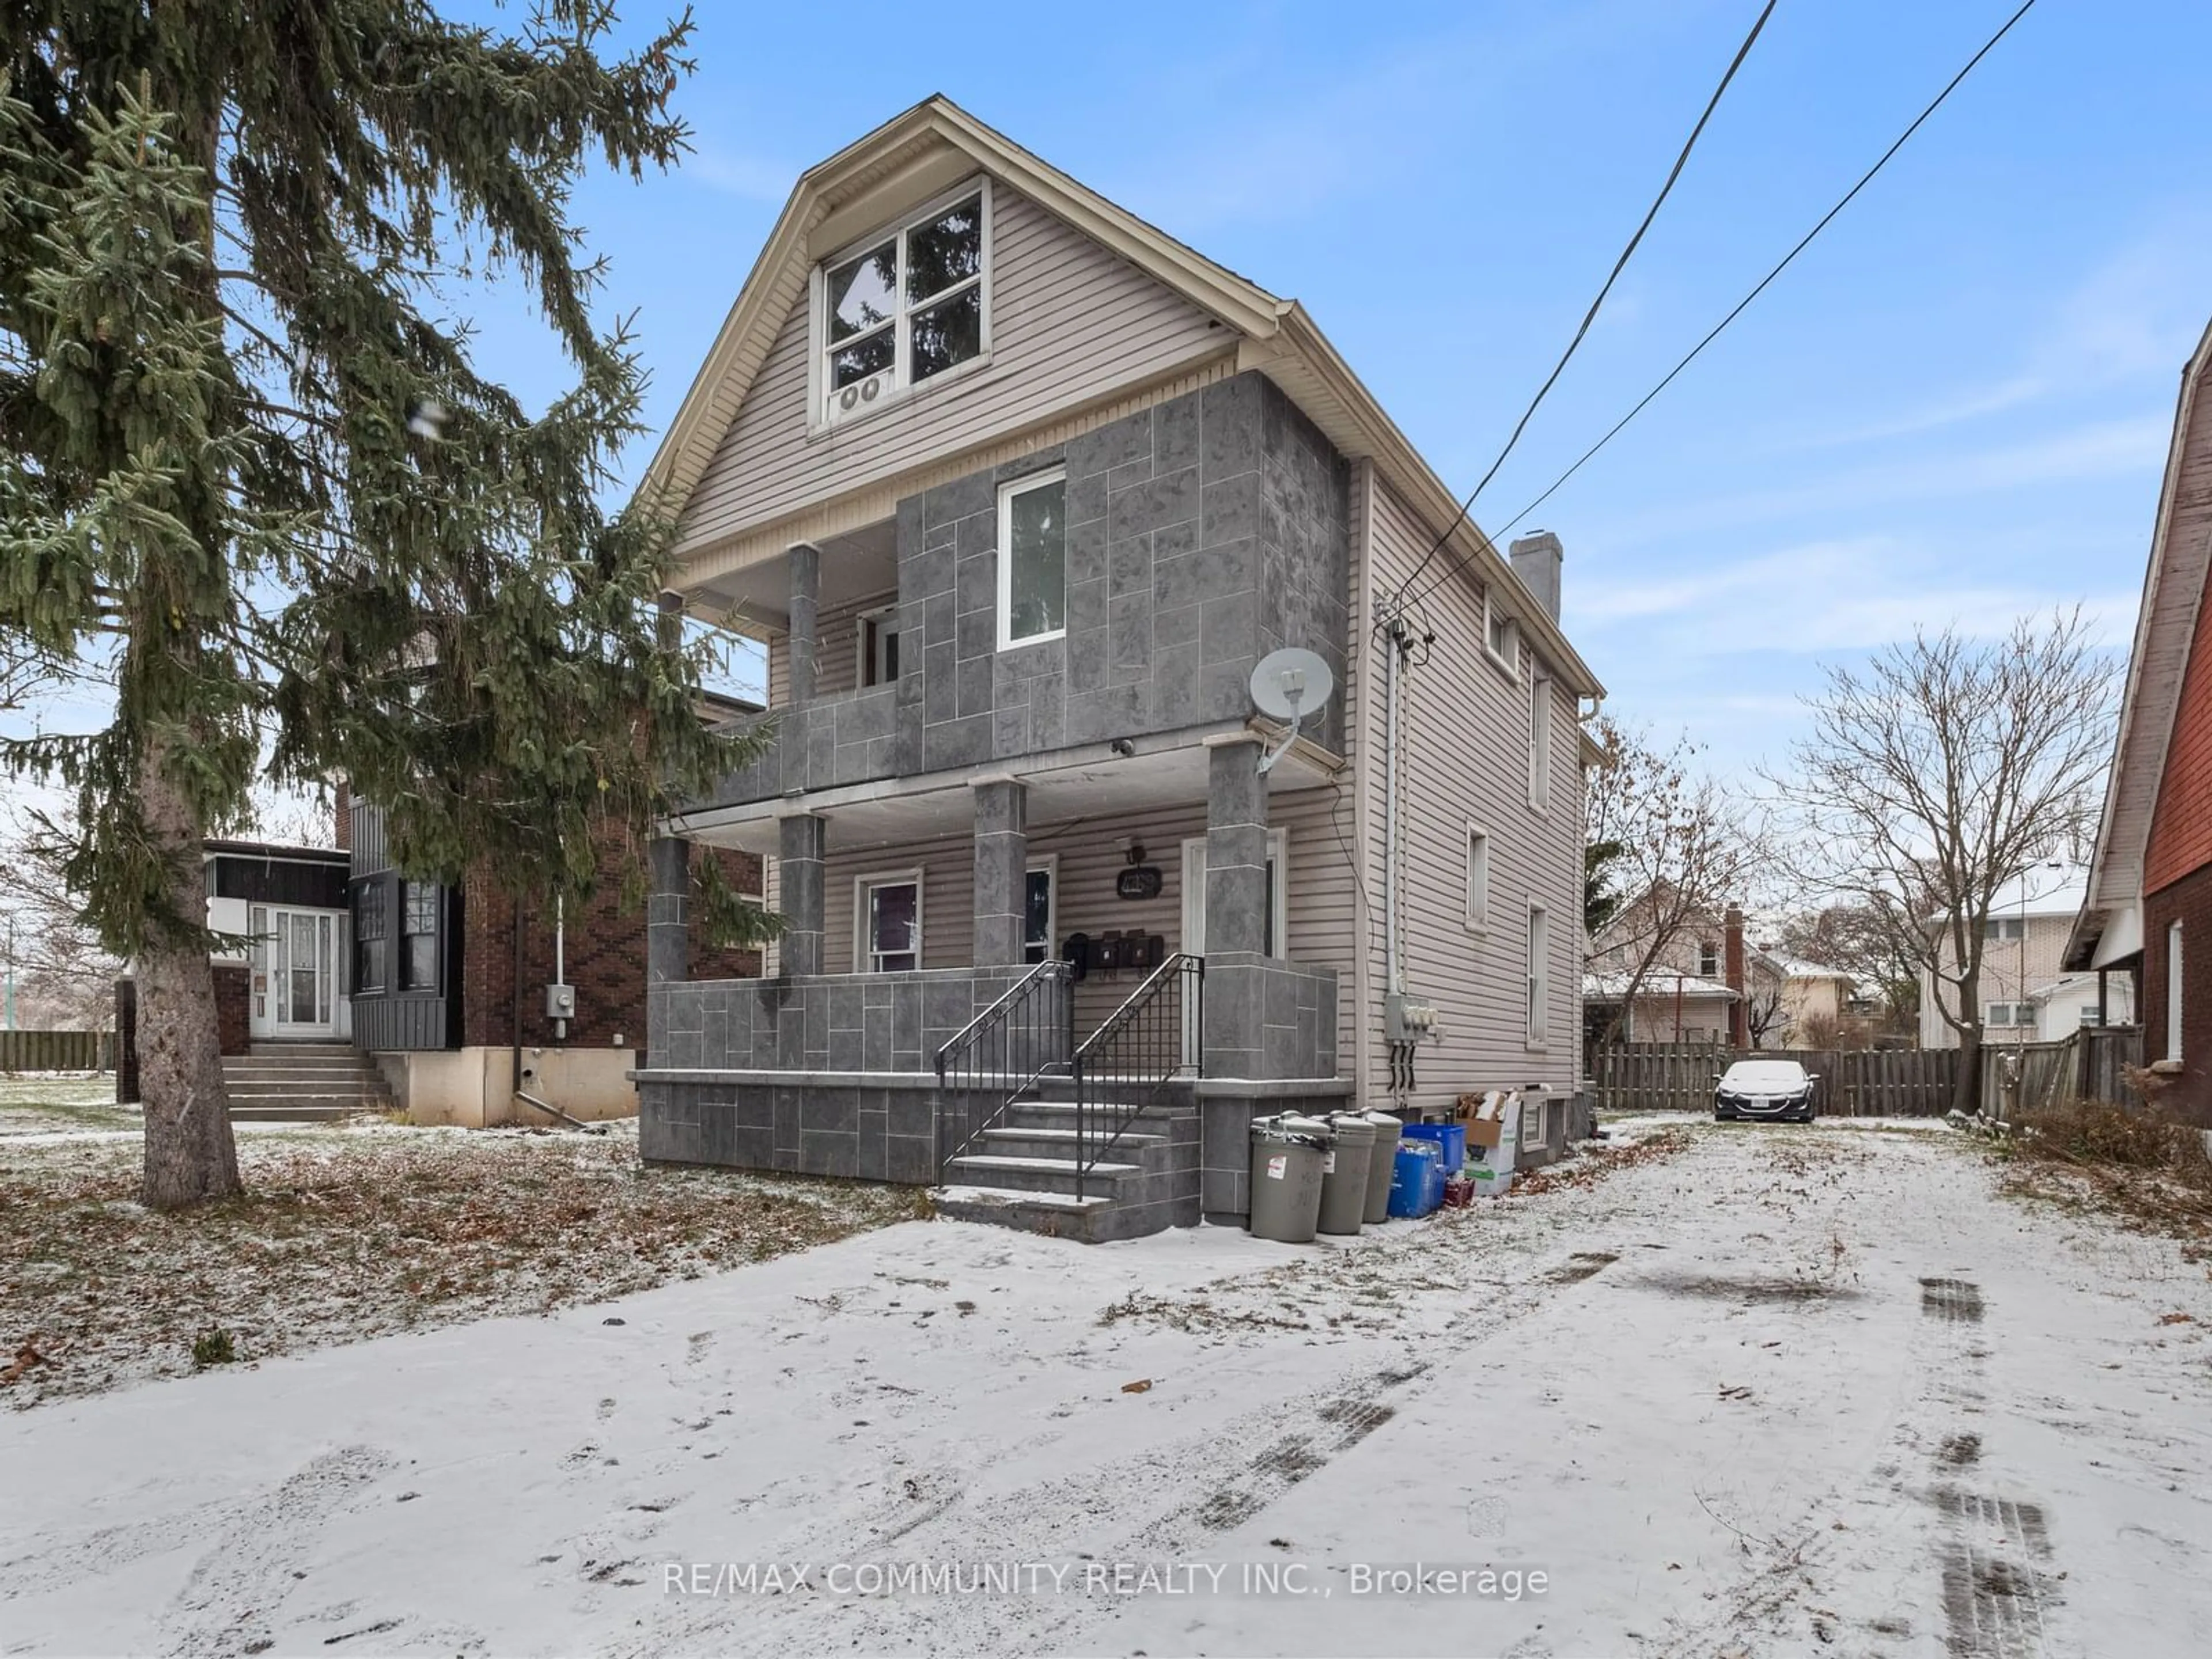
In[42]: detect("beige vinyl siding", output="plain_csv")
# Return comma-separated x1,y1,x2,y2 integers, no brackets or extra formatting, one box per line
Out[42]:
1919,912,2080,1048
677,185,1228,554
763,587,898,707
1355,478,1585,1112
791,791,1355,1058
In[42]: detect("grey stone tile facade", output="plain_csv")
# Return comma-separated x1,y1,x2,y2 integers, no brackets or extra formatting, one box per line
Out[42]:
700,371,1350,809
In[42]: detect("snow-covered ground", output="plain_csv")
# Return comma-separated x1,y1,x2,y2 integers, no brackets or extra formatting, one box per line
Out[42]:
3,1121,2210,1657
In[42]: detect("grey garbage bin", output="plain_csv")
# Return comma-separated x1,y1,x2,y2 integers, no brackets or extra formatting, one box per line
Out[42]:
1361,1111,1403,1224
1318,1112,1377,1235
1248,1115,1331,1243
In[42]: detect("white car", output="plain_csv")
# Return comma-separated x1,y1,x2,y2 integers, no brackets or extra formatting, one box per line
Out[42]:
1713,1059,1817,1123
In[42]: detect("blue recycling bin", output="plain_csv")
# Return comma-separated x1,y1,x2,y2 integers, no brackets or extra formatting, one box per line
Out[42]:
1399,1121,1465,1174
1387,1141,1444,1218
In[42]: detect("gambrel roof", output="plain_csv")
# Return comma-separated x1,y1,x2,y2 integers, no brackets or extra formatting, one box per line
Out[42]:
639,94,1603,699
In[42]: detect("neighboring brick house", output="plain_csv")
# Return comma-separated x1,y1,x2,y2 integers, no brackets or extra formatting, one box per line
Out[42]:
2069,316,2212,1117
630,97,1607,1237
348,794,764,1126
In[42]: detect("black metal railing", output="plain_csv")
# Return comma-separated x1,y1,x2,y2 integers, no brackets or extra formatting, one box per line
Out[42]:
1072,953,1203,1199
934,960,1074,1176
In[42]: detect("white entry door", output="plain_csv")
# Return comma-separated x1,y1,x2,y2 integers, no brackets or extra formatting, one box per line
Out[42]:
253,907,338,1039
1179,832,1287,1067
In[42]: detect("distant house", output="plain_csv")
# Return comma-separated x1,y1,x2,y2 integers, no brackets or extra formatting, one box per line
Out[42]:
1586,899,1782,1046
2067,317,2212,1113
1764,953,1857,1043
1920,867,2129,1049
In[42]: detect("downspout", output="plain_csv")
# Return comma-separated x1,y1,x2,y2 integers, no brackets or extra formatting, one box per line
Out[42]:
510,894,524,1108
1384,614,1407,998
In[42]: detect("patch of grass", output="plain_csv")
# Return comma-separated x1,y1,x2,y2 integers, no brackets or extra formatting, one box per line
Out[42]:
190,1328,236,1368
0,1123,916,1410
1999,1100,2212,1244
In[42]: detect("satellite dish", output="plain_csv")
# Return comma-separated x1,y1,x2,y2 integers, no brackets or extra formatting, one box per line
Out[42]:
1249,648,1335,774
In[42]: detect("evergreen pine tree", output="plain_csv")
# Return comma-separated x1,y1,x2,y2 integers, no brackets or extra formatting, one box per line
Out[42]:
0,6,771,1208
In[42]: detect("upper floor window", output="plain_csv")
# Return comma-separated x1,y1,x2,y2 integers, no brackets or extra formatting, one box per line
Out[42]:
998,468,1067,649
1698,940,1718,979
1484,592,1518,672
1528,673,1554,810
1464,825,1490,931
817,184,988,425
1983,915,2025,942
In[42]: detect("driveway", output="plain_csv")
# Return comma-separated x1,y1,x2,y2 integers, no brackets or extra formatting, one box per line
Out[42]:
3,1120,2209,1657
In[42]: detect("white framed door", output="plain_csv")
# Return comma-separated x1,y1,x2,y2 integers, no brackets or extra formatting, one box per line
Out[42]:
1180,831,1288,1066
255,907,339,1040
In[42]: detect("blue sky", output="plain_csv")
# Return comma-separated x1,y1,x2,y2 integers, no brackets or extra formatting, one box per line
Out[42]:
449,0,2204,783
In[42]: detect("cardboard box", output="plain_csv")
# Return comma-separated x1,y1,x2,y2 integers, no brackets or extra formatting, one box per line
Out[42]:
1463,1115,1505,1149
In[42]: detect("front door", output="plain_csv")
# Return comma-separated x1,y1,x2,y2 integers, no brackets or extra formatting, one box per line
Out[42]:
252,907,338,1040
1179,832,1287,1067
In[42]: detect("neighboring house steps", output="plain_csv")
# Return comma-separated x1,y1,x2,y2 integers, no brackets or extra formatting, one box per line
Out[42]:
936,1075,1199,1244
221,1043,395,1122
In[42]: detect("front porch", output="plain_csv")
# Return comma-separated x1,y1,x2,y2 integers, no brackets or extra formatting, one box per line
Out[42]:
638,733,1351,1238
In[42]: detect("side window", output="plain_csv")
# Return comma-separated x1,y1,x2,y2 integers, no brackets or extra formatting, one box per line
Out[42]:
1526,904,1550,1044
1464,827,1490,931
1528,673,1554,810
402,881,439,991
859,607,899,688
354,881,387,993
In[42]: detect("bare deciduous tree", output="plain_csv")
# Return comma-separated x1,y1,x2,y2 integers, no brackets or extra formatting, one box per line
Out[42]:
1777,902,1925,1036
1771,610,2117,1112
0,807,120,1035
1744,980,1787,1048
1585,717,1764,1048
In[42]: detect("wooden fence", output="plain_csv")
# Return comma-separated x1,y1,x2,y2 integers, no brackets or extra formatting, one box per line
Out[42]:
1979,1027,2142,1123
1592,1041,1960,1117
0,1028,115,1072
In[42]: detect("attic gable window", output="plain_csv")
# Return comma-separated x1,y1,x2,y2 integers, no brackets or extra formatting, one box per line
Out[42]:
818,183,989,424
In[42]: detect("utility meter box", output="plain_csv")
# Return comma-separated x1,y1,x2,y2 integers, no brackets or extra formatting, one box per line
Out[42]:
544,983,577,1021
1385,990,1442,1044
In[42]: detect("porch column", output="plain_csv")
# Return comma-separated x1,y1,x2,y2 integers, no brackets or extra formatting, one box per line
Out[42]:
1205,736,1269,956
788,541,821,707
1202,736,1269,1076
646,836,691,987
647,590,691,990
778,812,827,976
972,778,1029,965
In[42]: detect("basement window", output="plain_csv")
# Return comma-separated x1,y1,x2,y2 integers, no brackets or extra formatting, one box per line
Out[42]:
817,182,990,426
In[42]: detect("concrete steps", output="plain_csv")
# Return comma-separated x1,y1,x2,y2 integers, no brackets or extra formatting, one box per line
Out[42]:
937,1089,1199,1243
221,1044,392,1122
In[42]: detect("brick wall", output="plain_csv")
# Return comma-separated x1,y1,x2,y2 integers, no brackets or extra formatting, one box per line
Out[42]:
2143,861,2212,1118
212,961,252,1055
460,838,763,1050
2145,385,2212,895
333,781,351,852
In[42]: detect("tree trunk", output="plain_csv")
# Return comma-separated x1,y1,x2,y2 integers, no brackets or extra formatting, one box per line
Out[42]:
135,731,241,1209
1953,1016,1983,1118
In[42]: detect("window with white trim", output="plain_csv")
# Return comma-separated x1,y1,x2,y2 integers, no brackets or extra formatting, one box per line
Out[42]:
1698,939,1718,979
855,873,922,974
1528,673,1554,810
1984,1002,2033,1029
1464,825,1490,931
997,468,1067,649
1484,592,1517,670
1983,915,2025,942
1024,858,1057,966
1527,903,1550,1045
817,184,988,425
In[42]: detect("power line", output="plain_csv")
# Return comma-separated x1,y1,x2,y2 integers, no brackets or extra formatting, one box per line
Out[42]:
1382,0,1779,617
1408,0,2041,613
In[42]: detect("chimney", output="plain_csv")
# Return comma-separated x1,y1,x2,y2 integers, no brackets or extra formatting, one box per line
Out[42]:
1509,530,1563,622
334,779,352,855
1724,904,1748,1048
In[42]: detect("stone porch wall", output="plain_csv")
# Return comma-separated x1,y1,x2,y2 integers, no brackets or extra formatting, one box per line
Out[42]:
639,1073,1006,1184
1203,953,1338,1079
647,965,1036,1075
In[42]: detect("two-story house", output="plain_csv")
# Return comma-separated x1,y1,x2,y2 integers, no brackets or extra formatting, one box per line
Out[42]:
632,99,1605,1238
1922,866,2133,1048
